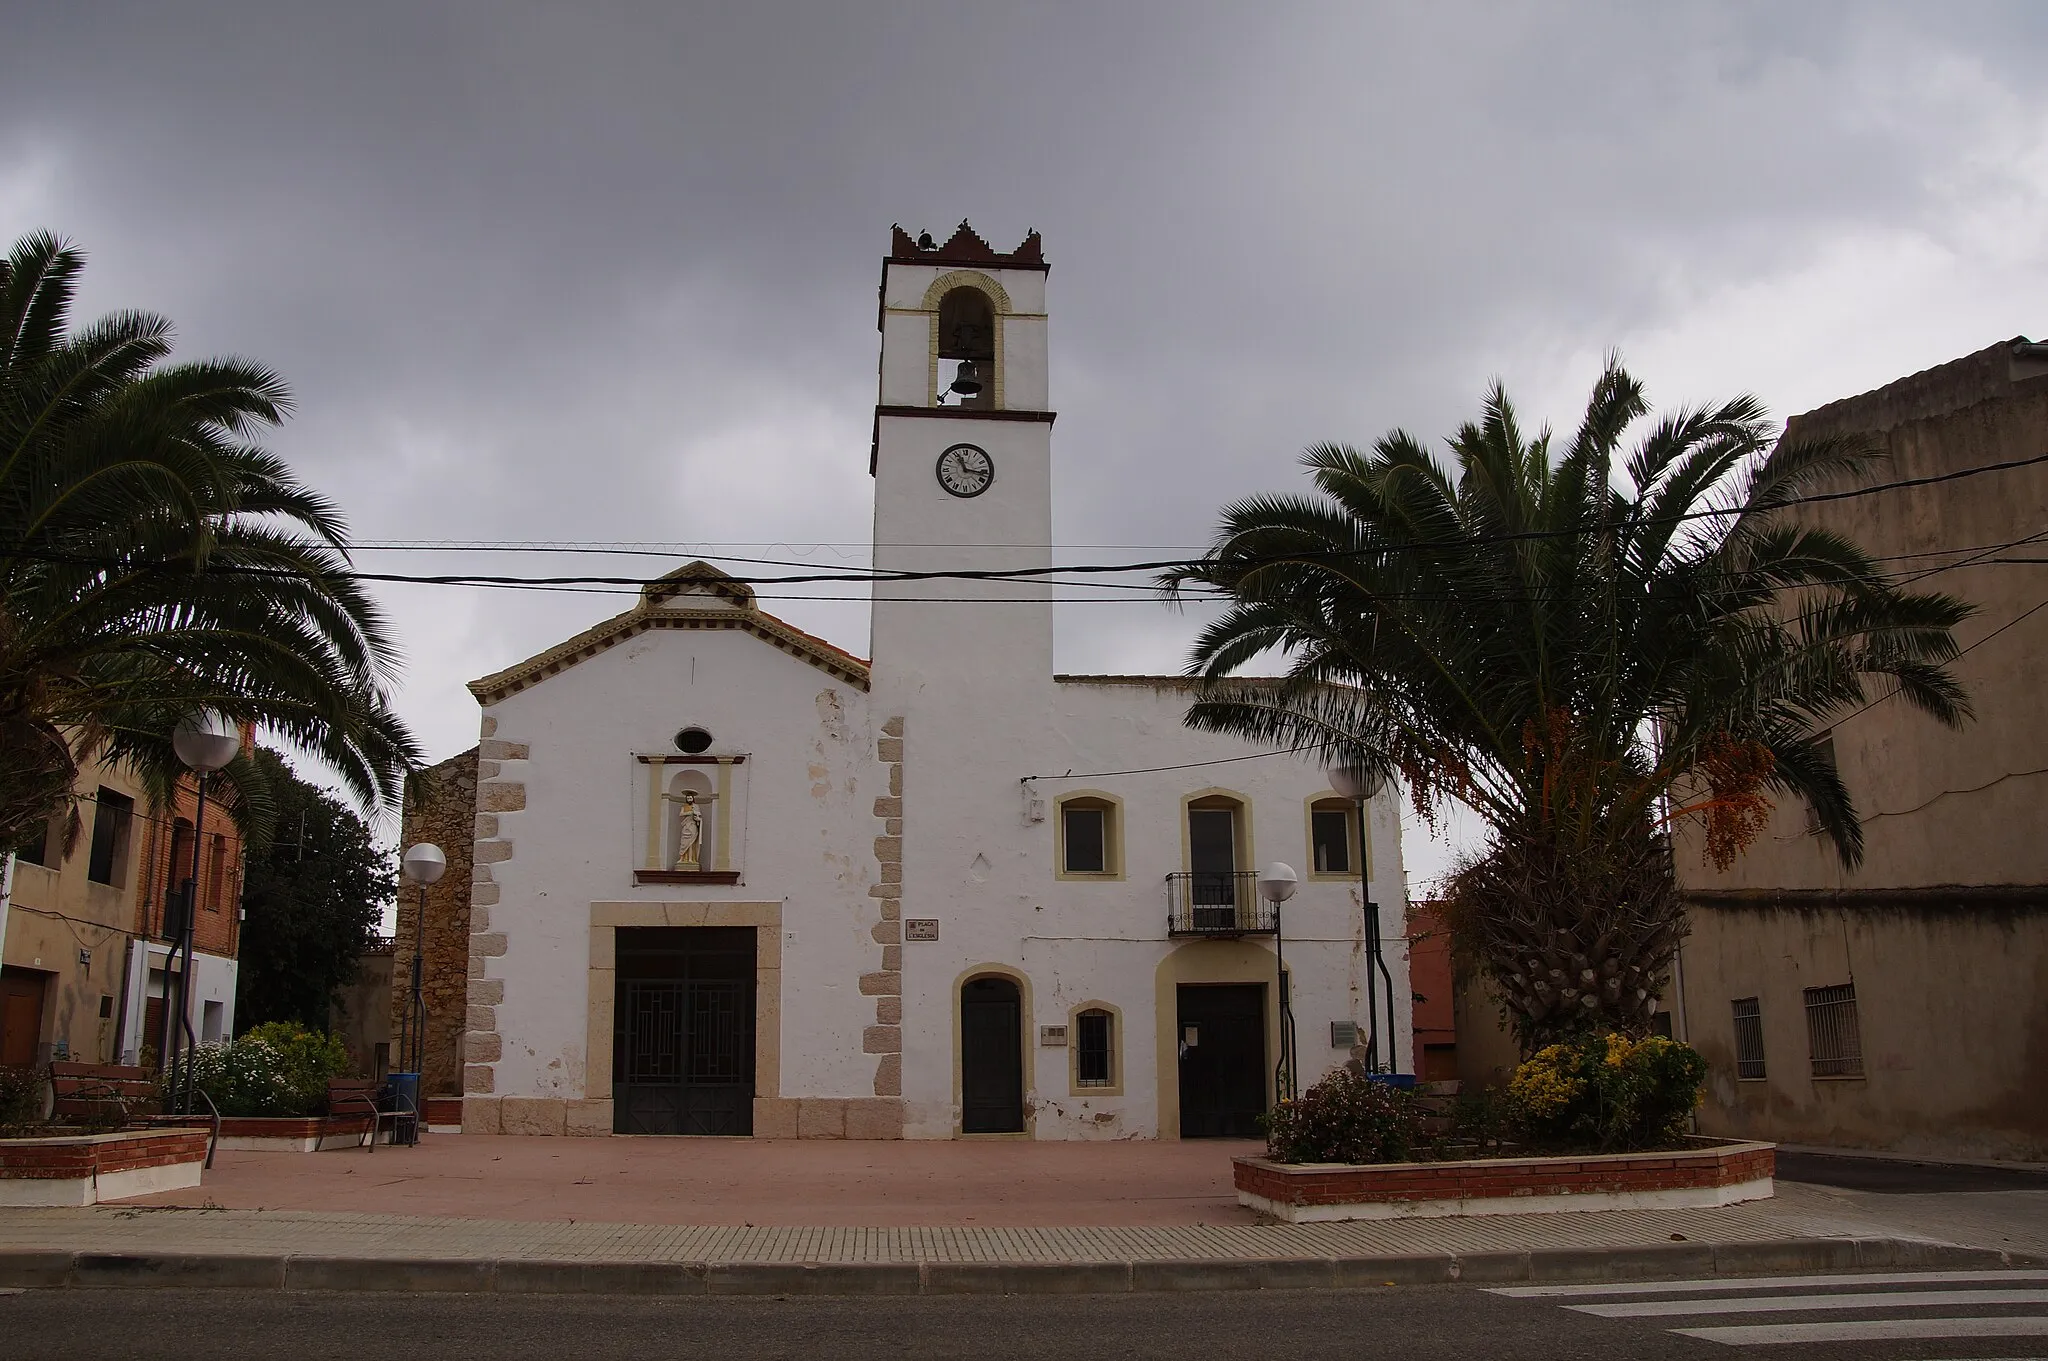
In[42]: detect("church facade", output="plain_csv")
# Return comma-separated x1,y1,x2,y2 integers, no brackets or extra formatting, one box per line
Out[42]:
453,226,1411,1140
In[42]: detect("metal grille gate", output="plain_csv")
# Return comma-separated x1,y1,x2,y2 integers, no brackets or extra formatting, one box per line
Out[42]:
613,928,755,1135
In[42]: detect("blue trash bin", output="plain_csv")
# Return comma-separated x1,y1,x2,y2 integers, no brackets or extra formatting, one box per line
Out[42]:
385,1071,422,1145
1366,1073,1417,1090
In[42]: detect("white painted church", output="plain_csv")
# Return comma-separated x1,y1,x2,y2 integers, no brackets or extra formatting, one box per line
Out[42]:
455,225,1410,1140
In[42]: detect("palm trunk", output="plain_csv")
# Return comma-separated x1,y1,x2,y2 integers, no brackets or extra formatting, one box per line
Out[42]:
1448,820,1684,1049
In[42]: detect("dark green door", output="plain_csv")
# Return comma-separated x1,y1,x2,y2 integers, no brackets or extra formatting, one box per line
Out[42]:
960,976,1024,1133
1177,983,1266,1138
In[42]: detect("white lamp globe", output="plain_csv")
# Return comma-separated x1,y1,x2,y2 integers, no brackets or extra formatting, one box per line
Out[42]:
1258,861,1299,903
1326,761,1387,802
401,842,448,886
171,711,241,773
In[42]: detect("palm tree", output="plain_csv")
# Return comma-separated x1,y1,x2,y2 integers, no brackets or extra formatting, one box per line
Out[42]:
1163,360,1972,1045
0,230,419,854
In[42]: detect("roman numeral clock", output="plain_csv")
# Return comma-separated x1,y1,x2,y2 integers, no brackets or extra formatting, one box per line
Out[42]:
936,443,994,498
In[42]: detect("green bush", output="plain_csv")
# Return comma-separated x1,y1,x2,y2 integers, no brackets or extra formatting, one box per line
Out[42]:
0,1064,45,1135
182,1021,351,1117
1264,1066,1424,1165
1505,1033,1707,1152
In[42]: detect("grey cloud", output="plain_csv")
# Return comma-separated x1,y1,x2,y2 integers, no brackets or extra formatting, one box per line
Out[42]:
5,1,2044,884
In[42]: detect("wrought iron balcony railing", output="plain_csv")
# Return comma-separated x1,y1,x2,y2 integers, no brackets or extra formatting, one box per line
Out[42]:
1166,871,1277,937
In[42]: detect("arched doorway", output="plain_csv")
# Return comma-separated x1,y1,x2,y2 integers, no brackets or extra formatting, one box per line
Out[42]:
960,975,1023,1133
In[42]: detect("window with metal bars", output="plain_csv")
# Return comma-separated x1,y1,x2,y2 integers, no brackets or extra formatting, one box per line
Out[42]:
1731,997,1766,1079
1075,1009,1113,1087
1803,983,1863,1078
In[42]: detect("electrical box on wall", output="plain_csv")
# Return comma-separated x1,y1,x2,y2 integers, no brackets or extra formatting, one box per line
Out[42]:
1039,1024,1068,1047
1330,1020,1360,1048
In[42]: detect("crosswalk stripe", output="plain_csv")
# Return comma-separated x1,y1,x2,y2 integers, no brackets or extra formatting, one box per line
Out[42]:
1672,1316,2048,1346
1489,1269,2048,1299
1572,1287,2048,1318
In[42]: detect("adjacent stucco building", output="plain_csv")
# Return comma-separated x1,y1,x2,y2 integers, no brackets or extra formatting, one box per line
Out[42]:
1,748,244,1071
443,226,1412,1140
1674,337,2048,1161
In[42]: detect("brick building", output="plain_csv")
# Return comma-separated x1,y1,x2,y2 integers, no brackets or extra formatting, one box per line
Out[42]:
392,749,478,1097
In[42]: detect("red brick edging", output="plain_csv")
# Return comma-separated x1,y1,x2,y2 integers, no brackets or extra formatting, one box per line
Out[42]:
1235,1140,1775,1220
216,1116,373,1141
0,1128,210,1181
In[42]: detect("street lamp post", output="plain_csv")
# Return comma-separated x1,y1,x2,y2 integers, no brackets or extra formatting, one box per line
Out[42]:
163,712,240,1115
395,842,446,1139
1328,761,1399,1075
1259,862,1299,1101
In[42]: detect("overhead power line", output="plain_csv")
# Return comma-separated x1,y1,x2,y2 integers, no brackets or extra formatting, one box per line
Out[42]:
5,450,2046,598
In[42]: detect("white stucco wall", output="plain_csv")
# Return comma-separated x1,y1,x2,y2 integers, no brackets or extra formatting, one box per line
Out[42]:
476,624,881,1106
888,676,1410,1140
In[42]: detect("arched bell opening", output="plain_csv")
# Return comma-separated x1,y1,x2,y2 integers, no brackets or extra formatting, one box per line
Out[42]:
935,285,996,409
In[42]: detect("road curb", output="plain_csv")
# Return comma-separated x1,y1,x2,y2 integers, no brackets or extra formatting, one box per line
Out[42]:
0,1238,2038,1296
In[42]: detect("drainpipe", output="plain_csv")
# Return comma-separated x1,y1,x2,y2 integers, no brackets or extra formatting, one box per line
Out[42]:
0,853,12,977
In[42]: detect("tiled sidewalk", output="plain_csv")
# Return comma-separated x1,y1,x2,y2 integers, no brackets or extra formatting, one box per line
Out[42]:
0,1183,1996,1264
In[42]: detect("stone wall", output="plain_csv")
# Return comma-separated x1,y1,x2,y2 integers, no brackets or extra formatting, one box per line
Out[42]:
392,747,478,1096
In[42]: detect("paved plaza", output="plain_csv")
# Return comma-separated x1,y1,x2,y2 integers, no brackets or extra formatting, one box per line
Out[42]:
0,1137,2040,1278
112,1134,1267,1227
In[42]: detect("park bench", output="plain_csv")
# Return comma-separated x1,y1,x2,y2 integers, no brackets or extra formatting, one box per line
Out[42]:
325,1078,417,1150
46,1060,219,1168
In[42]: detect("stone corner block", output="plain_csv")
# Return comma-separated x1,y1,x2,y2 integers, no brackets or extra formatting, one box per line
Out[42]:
857,971,902,997
881,716,904,738
797,1098,847,1140
461,1096,503,1134
752,1097,801,1140
463,1063,496,1095
498,1096,569,1136
565,1099,614,1136
872,1054,902,1097
478,782,527,813
464,1031,502,1063
861,1025,902,1054
845,1097,904,1141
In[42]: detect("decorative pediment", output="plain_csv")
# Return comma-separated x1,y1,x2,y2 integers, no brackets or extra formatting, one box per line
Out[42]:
468,561,868,703
889,221,1046,269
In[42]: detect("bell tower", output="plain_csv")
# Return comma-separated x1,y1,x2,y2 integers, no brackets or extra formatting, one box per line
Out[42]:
869,223,1054,705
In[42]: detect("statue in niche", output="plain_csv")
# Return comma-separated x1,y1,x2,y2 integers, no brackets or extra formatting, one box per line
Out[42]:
661,788,713,870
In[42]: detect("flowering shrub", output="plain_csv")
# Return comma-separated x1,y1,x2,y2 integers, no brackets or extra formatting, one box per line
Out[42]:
1264,1066,1424,1165
180,1021,351,1117
1506,1033,1707,1152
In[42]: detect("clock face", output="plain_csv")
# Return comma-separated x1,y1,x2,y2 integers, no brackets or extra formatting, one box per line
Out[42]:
936,443,995,498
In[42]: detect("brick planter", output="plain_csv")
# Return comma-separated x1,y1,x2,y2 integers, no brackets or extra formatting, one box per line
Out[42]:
214,1115,379,1153
0,1128,209,1207
1234,1139,1775,1222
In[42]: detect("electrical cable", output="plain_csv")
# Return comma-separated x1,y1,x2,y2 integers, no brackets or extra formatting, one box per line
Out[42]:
6,450,2046,594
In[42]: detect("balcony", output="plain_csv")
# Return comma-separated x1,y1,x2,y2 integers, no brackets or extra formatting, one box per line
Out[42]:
1166,871,1277,937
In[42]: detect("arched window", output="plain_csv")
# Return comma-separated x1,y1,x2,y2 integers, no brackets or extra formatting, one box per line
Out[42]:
205,834,228,911
1074,1008,1114,1088
1308,797,1362,877
1055,793,1121,878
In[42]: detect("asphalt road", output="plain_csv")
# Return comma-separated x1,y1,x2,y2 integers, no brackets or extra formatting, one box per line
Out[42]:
8,1277,2048,1361
1776,1150,2048,1195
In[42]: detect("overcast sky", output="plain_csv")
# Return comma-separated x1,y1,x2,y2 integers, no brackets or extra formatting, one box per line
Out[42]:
6,2,2046,890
